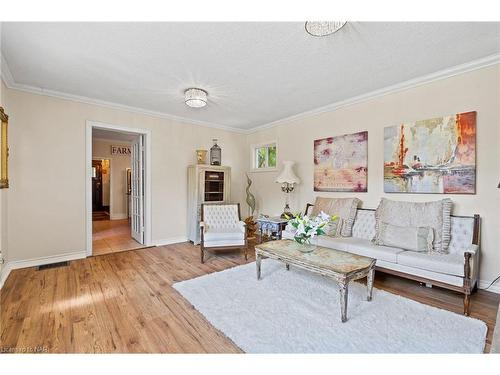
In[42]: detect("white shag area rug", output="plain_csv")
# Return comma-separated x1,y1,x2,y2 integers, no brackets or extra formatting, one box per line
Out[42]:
173,259,487,353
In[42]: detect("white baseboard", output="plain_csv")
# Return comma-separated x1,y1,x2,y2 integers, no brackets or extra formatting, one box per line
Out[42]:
0,262,13,290
110,213,128,220
154,237,188,247
0,250,87,290
478,279,500,294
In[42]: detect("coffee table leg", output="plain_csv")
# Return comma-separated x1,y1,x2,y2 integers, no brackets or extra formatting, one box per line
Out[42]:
256,253,262,280
367,268,375,302
339,282,348,323
285,263,290,271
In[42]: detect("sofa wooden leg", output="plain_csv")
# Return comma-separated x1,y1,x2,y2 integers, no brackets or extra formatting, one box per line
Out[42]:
464,293,471,316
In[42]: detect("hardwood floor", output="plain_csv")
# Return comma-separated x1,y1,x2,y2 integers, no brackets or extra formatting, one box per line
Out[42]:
1,241,499,353
92,219,143,256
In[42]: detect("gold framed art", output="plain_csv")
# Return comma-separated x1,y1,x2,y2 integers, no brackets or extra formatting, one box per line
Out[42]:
0,106,9,189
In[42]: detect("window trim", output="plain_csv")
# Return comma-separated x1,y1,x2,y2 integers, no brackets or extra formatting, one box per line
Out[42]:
250,141,278,172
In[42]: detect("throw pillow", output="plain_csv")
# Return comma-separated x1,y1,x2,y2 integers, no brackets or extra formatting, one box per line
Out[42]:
373,198,452,253
322,218,343,237
378,222,434,252
311,197,361,237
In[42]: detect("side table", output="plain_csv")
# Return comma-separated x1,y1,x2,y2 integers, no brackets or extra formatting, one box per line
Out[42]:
256,216,289,243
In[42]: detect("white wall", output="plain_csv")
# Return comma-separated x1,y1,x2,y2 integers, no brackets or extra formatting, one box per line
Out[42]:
92,139,131,218
246,64,500,285
4,87,247,263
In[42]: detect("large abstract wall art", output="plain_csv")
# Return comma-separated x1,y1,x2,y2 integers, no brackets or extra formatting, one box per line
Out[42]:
384,111,476,194
314,131,368,192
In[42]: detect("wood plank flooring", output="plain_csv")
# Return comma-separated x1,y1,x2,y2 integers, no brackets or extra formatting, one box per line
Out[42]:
92,219,143,256
1,241,499,353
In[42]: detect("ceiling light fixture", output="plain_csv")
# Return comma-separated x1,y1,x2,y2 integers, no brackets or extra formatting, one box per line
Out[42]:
185,88,208,108
305,21,347,37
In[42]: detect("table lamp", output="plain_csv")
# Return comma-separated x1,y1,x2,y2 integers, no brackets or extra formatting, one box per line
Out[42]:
275,161,300,218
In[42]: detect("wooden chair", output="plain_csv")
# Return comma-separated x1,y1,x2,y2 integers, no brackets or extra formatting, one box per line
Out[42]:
200,203,248,263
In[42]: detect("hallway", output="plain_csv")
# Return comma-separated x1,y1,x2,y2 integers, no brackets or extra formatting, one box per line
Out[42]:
92,219,142,255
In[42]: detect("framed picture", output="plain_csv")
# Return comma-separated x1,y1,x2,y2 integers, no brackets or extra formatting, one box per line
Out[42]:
0,107,9,189
384,111,476,194
314,131,368,192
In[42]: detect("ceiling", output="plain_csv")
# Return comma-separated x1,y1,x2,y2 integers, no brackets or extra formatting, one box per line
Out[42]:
2,22,500,131
93,128,136,142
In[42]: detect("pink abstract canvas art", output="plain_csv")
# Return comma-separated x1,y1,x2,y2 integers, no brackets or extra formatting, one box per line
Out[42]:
314,131,368,192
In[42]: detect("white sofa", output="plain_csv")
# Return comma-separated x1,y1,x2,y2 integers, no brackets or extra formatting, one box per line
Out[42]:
283,207,480,315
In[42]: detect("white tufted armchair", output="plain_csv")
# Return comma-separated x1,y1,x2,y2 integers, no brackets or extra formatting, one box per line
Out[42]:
200,203,248,263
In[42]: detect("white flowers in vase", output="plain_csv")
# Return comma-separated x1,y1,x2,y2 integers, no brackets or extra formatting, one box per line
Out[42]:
286,211,338,246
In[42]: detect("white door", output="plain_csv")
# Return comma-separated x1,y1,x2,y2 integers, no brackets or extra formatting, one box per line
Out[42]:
131,135,144,244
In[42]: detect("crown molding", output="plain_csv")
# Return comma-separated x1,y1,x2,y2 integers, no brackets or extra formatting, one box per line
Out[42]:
0,55,15,87
0,59,248,134
248,53,500,133
2,52,499,135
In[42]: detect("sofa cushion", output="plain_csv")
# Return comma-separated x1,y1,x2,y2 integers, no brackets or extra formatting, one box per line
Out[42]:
316,236,352,252
204,227,245,242
318,236,404,263
311,197,361,237
397,251,464,277
374,198,452,254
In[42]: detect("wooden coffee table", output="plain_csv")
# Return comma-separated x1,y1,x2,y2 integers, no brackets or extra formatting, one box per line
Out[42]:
255,239,376,323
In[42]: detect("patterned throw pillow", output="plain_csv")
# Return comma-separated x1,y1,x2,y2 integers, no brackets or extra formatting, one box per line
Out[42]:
378,222,434,252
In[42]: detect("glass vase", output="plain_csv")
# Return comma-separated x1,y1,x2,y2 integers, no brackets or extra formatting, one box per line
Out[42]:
295,236,317,253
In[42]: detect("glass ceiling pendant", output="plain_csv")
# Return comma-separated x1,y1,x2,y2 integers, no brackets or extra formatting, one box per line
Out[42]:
185,88,208,108
305,21,347,37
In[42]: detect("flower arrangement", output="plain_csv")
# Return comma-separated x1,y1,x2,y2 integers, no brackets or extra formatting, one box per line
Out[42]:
286,211,338,246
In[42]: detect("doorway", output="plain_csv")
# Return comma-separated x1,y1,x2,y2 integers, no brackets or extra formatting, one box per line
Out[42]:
86,121,152,257
92,158,110,221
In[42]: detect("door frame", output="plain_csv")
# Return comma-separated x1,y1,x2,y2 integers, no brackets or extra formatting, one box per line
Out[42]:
85,120,152,256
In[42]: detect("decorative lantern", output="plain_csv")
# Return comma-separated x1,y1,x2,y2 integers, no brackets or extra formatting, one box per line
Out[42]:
210,139,221,166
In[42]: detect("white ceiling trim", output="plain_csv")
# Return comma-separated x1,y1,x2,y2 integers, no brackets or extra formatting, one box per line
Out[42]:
2,52,500,135
0,58,247,134
248,52,500,133
0,54,15,87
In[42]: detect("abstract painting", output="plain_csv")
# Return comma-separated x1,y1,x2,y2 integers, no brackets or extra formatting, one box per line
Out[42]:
314,131,368,192
384,111,476,194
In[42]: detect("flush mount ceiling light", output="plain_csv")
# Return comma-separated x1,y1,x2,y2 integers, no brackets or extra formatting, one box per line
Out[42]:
184,88,208,108
305,21,347,37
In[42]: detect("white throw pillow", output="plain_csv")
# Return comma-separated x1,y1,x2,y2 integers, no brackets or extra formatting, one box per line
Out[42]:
378,222,434,252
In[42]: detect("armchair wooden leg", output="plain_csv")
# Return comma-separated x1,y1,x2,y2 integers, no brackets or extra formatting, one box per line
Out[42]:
244,246,248,261
200,247,205,264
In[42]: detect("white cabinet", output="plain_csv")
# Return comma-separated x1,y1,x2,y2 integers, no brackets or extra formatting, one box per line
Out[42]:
187,165,231,244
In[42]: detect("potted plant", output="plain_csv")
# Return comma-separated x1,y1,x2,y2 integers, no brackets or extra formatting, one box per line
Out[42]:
286,211,338,252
